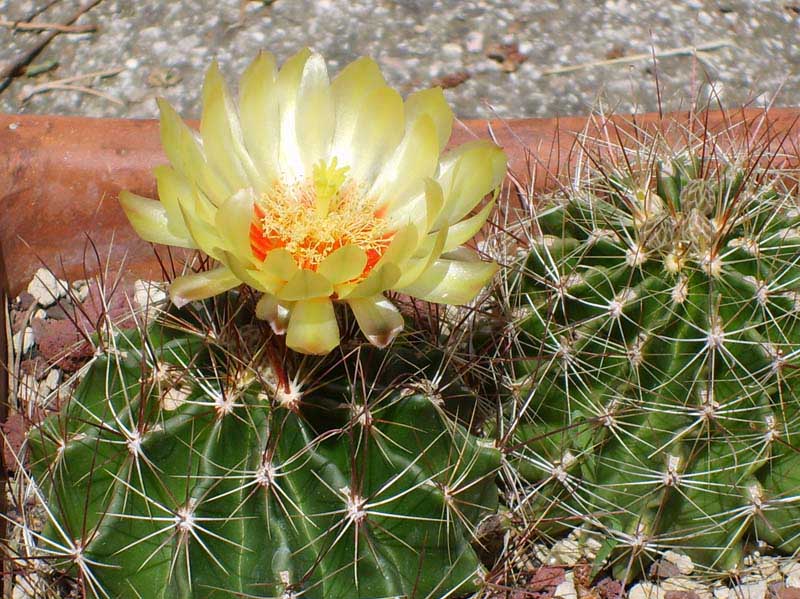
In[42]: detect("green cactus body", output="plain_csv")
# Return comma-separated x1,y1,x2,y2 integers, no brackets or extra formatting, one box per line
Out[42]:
509,155,800,576
29,315,499,598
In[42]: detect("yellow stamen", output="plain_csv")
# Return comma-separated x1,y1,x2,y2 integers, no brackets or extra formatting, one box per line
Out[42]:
253,160,389,271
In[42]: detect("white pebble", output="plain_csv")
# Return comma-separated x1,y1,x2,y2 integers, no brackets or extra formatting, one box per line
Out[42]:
549,538,581,567
162,385,190,411
732,581,767,599
441,43,463,58
629,582,665,599
781,561,800,577
41,369,61,395
662,577,712,599
72,280,90,303
134,280,168,320
555,572,577,599
788,573,800,589
465,31,484,53
713,585,731,599
12,576,36,599
664,550,694,575
12,327,35,355
27,268,68,307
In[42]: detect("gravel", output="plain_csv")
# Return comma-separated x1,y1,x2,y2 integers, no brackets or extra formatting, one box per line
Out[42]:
0,0,798,122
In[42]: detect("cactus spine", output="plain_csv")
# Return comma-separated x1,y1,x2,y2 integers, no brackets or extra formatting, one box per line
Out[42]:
506,146,800,578
27,298,500,598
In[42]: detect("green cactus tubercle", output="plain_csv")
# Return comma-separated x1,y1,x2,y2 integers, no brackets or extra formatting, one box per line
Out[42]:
28,307,500,598
508,153,800,577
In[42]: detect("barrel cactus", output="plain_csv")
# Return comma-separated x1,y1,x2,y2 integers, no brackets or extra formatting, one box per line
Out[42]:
505,146,800,578
26,295,500,598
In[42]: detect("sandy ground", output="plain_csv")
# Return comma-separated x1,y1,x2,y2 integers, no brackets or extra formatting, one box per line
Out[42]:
0,0,798,121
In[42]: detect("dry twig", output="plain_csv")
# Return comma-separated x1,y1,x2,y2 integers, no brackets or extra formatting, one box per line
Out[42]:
541,39,734,76
0,19,97,34
17,67,123,104
0,0,104,94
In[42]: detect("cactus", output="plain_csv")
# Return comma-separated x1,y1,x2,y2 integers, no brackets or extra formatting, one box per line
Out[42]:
26,295,500,598
504,145,800,578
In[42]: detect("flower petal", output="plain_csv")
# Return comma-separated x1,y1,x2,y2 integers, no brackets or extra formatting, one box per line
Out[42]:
221,250,281,294
158,98,230,204
365,223,422,282
371,114,439,209
262,248,299,281
393,227,447,289
442,198,495,253
404,87,453,151
153,166,193,238
276,48,312,179
239,51,280,186
331,56,386,154
395,251,498,304
317,244,368,284
169,267,241,308
119,191,195,248
332,225,416,300
201,61,262,191
386,177,444,232
347,294,404,348
433,141,507,229
215,188,258,265
177,200,224,259
342,262,402,299
256,293,293,334
286,298,340,355
336,85,405,184
296,52,335,171
278,269,334,301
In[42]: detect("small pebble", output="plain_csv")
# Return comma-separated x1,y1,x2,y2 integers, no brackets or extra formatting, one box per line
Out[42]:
12,576,36,599
629,582,666,599
162,384,190,411
14,292,35,310
713,585,731,599
134,280,168,307
26,268,68,307
12,327,35,355
651,559,682,579
72,280,90,303
662,577,713,599
733,581,767,599
752,556,782,580
555,572,577,599
782,562,800,588
465,30,484,52
41,369,61,396
45,302,71,321
664,551,695,575
781,562,800,577
441,42,463,58
549,538,581,567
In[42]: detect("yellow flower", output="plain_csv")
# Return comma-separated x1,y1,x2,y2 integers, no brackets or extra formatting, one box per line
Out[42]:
120,49,506,355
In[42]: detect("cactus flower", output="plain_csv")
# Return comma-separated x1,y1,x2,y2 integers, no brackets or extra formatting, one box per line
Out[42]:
121,49,506,354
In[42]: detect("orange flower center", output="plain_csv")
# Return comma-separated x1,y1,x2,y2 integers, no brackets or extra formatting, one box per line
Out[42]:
250,159,391,276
